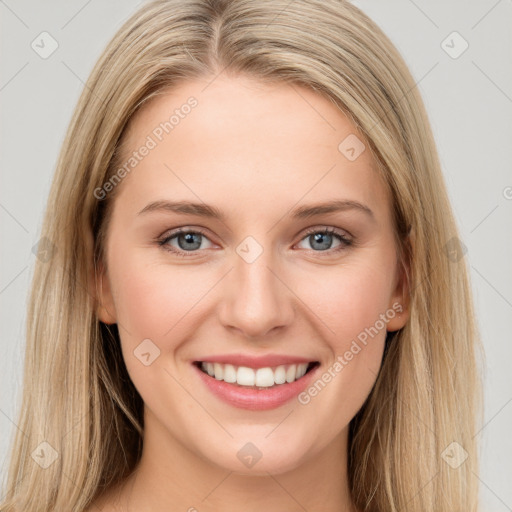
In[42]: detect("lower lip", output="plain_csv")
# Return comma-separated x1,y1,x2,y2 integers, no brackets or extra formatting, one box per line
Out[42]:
193,363,319,411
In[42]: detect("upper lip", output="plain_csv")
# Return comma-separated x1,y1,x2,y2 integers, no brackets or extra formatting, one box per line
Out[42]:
194,354,318,369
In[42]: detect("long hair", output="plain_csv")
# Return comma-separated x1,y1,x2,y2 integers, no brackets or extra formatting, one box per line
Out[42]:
1,1,483,510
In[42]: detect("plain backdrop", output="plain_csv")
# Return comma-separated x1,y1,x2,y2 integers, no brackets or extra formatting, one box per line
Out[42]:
1,0,511,509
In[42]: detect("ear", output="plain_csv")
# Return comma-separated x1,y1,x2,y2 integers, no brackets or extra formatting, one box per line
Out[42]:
386,235,412,332
94,258,117,325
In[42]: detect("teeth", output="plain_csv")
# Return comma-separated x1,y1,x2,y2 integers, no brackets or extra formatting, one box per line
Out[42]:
206,362,215,377
255,368,274,387
297,363,308,378
274,365,286,384
223,364,237,383
285,365,296,383
213,363,224,380
200,362,312,387
237,366,255,386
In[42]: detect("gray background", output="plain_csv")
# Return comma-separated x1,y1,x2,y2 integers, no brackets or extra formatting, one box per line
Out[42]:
1,0,511,509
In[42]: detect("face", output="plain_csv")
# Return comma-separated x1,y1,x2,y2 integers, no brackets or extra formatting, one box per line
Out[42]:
95,75,409,476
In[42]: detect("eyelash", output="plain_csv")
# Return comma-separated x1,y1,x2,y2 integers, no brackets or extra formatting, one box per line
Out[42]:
156,226,353,258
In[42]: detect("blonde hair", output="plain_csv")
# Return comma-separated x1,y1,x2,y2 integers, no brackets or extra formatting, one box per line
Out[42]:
1,0,483,510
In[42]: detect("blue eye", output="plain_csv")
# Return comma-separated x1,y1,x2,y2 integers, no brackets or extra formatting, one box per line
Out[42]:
157,227,353,258
298,227,352,252
158,228,213,257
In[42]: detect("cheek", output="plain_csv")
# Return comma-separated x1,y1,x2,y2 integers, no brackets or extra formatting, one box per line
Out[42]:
296,258,396,350
291,257,396,416
106,249,213,404
108,249,213,339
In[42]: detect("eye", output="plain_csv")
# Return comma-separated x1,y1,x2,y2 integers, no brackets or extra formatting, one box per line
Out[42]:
156,226,353,258
157,228,215,257
296,227,353,254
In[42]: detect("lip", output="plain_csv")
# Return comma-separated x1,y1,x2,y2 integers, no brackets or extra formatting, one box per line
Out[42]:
192,359,320,411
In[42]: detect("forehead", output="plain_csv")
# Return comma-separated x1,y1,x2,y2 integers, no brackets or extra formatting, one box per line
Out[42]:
115,75,391,222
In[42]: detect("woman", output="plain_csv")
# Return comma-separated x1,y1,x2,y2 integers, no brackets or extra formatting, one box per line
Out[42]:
0,0,482,510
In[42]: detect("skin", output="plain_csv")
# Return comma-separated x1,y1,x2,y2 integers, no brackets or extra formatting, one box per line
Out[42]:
91,74,409,512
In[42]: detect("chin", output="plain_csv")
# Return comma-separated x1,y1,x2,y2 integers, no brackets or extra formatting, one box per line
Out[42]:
196,435,313,476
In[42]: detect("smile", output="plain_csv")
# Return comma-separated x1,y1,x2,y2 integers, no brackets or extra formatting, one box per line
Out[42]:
196,361,319,389
192,358,321,411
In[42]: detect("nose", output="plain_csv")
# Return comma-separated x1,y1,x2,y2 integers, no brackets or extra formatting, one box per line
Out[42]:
217,246,295,340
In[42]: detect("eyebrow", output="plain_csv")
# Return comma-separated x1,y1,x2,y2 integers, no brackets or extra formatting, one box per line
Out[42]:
137,199,375,221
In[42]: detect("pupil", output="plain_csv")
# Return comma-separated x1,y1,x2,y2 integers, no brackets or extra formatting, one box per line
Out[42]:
179,232,201,250
312,232,331,251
